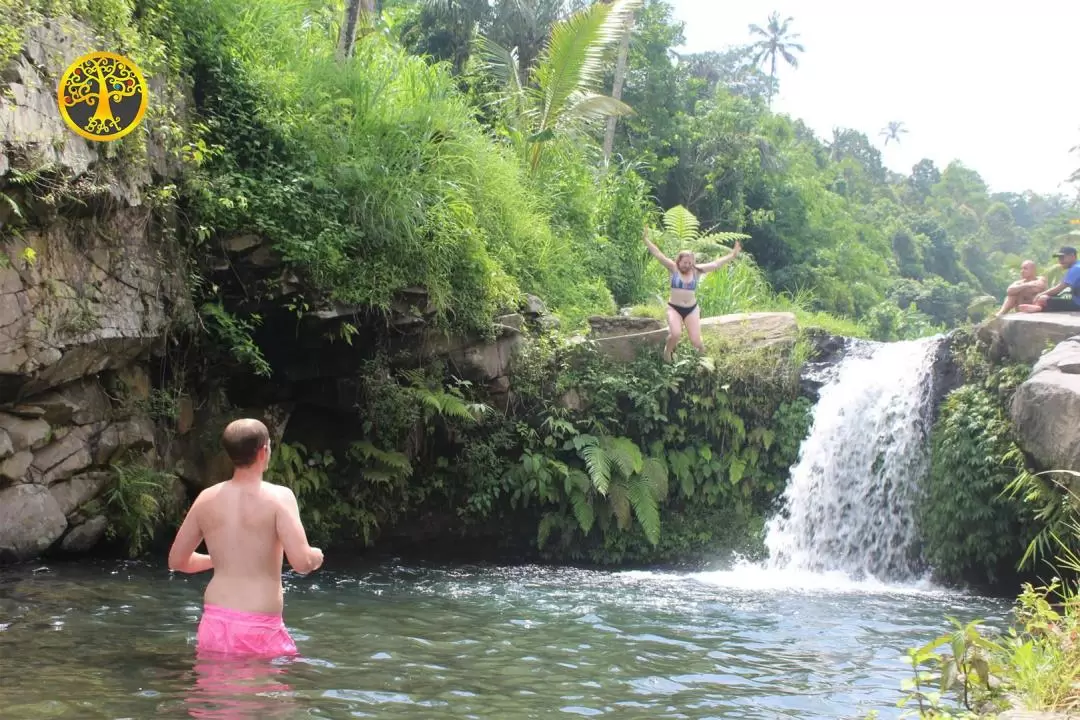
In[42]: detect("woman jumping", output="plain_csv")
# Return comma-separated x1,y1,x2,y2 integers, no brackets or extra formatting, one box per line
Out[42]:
643,227,742,361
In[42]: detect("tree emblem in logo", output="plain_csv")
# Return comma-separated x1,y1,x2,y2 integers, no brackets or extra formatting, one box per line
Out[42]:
56,51,148,142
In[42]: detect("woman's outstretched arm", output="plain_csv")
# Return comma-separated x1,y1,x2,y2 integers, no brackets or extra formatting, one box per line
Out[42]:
643,228,677,272
696,240,742,273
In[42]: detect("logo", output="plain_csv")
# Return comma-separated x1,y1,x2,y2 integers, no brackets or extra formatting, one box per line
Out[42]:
56,51,148,142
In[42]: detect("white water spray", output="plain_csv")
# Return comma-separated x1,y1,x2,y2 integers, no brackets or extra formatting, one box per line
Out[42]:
762,336,945,582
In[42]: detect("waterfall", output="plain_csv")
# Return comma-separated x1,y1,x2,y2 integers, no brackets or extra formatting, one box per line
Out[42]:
763,336,946,582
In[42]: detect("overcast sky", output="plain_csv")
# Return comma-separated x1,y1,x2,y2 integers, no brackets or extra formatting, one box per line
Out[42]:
667,0,1080,197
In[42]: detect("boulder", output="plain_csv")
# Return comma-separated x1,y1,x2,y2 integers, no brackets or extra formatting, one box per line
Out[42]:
60,515,108,553
0,428,11,459
587,315,664,338
0,484,68,563
94,414,156,465
0,412,51,452
589,312,800,363
1011,336,1080,483
27,378,112,425
0,450,33,483
977,313,1080,365
28,423,103,486
50,471,111,516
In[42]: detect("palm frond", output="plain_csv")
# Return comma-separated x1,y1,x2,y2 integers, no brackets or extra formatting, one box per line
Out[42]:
532,0,641,133
561,92,633,125
474,34,527,119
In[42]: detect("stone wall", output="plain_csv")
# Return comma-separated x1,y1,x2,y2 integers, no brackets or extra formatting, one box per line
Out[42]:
0,19,193,563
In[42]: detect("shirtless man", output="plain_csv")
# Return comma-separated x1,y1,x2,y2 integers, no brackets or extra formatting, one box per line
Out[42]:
996,259,1047,316
168,418,323,657
1020,246,1080,314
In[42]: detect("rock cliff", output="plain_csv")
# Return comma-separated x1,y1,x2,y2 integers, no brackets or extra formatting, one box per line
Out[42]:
0,20,192,563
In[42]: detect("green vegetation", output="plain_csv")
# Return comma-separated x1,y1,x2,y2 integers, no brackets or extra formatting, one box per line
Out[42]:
262,337,810,564
904,332,1080,717
101,457,183,557
917,332,1039,588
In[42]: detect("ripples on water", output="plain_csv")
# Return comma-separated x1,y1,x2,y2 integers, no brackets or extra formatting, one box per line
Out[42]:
0,559,1010,719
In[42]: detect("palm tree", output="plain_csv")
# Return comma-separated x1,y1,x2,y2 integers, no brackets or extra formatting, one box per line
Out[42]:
880,121,908,146
476,0,642,172
600,0,635,166
338,0,376,58
748,11,804,105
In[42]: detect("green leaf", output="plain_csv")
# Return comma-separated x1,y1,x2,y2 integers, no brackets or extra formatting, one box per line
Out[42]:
570,491,595,534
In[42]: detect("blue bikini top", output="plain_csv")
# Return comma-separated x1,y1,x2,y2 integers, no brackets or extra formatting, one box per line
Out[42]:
670,271,699,291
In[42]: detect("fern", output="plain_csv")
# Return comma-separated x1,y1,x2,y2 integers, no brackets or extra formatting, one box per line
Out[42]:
624,475,661,545
606,436,642,479
570,490,595,534
641,456,669,499
538,511,560,548
608,483,631,530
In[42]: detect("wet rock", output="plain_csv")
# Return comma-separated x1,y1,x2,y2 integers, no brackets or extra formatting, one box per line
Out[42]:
60,515,107,553
1011,335,1080,482
50,471,110,516
28,378,111,425
176,396,195,435
111,364,151,403
0,450,33,482
0,484,67,563
94,415,155,465
0,413,51,452
0,428,11,459
29,424,100,486
977,313,1080,365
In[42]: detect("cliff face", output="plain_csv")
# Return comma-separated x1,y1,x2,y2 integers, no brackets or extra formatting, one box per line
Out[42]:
0,20,192,563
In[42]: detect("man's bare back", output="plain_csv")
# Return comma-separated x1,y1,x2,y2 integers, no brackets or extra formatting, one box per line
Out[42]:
168,419,322,656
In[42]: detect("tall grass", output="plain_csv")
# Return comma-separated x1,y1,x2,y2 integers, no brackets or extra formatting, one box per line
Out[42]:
172,0,614,333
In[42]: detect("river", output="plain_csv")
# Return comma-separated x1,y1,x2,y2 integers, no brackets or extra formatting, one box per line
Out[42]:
0,559,1009,719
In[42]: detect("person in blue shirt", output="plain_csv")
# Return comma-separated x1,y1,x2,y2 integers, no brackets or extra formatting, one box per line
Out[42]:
1019,246,1080,313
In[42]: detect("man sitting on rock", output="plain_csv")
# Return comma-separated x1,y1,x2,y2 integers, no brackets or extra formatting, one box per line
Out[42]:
997,259,1047,316
1020,246,1080,314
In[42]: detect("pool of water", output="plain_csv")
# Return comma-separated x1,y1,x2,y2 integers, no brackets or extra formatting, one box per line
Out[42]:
0,559,1011,719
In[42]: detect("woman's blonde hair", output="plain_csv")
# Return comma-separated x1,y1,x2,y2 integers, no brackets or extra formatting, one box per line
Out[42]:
675,250,695,266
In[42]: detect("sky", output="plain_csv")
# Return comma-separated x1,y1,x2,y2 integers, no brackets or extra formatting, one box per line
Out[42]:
667,0,1080,197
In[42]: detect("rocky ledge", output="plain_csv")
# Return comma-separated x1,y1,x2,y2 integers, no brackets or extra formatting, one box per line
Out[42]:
584,311,800,362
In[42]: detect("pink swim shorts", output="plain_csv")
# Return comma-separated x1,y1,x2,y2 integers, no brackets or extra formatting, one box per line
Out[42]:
195,603,298,658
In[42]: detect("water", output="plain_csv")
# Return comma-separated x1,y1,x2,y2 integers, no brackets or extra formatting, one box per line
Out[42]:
1,334,1001,717
765,337,945,581
0,559,1009,719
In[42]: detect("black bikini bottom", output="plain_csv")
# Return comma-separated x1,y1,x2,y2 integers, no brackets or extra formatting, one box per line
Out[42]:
668,303,698,319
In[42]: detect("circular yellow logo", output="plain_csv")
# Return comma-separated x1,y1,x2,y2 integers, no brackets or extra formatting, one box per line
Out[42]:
56,51,148,142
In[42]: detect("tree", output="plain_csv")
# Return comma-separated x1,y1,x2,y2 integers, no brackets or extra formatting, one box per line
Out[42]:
476,0,643,172
747,11,803,105
602,0,634,166
880,120,907,146
60,54,143,136
338,0,376,58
